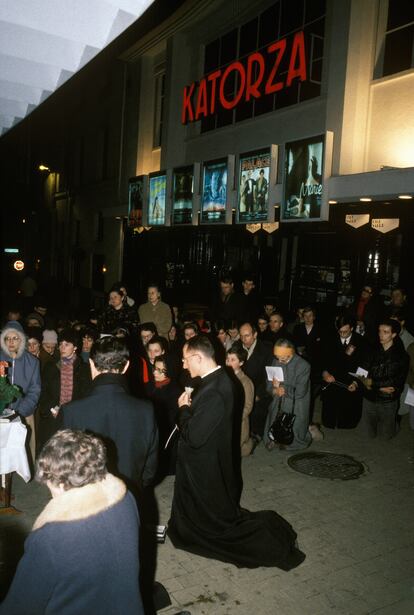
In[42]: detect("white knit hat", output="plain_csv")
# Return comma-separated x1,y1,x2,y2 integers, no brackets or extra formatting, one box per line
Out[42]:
42,329,58,344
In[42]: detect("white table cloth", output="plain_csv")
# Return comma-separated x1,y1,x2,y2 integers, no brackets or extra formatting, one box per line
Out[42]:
0,418,31,482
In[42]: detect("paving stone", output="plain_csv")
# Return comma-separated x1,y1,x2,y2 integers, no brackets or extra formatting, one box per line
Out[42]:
2,420,414,614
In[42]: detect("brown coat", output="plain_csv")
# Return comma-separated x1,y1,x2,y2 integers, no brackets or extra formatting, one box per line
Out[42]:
236,369,254,456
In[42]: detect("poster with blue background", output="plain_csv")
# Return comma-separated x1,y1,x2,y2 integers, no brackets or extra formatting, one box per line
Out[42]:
201,159,227,223
148,173,166,225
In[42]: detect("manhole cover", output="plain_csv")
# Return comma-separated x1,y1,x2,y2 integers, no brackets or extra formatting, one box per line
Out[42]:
287,451,365,480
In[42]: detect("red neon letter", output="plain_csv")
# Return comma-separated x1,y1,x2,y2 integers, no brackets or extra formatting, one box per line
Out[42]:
195,78,208,120
265,38,286,95
219,61,246,110
245,52,265,101
181,83,195,124
207,70,221,114
286,31,307,86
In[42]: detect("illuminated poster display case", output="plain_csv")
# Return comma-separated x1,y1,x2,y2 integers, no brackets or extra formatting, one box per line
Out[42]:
237,149,271,224
201,158,228,224
128,175,147,230
172,166,194,225
148,172,167,226
282,135,325,221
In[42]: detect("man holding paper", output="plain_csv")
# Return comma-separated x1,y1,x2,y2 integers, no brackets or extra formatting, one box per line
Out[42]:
321,315,367,429
263,339,312,450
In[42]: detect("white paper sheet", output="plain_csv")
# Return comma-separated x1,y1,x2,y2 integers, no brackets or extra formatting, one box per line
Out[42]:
265,366,284,382
404,386,414,407
349,367,368,378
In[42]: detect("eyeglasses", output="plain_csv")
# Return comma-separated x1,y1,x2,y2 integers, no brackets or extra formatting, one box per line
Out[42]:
5,336,20,342
182,353,200,363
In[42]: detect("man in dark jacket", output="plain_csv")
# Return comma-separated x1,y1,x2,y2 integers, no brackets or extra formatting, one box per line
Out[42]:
63,336,158,492
292,306,323,422
210,276,248,328
63,336,160,613
361,319,408,439
239,322,273,438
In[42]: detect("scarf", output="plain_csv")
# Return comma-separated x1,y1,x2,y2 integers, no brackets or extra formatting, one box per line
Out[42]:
60,356,76,405
155,377,171,389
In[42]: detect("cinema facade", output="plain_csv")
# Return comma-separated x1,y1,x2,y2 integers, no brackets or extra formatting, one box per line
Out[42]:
116,0,414,312
5,0,413,311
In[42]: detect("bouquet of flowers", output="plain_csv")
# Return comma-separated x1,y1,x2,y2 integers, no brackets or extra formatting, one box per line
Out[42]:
0,361,22,415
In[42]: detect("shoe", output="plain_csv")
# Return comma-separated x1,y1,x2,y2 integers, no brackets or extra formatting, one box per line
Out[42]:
309,424,324,441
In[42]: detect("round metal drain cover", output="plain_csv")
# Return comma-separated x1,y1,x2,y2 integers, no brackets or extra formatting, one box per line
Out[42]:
287,451,365,480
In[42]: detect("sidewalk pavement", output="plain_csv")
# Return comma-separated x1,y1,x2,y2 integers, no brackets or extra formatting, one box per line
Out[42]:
1,415,414,615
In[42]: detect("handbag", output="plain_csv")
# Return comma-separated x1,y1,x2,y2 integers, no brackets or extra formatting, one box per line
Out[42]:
268,394,295,446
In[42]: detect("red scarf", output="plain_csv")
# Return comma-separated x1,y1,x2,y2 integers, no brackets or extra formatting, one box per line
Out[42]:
155,378,171,389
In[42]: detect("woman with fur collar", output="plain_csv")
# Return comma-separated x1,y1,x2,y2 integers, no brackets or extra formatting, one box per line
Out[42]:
0,430,144,615
0,320,41,417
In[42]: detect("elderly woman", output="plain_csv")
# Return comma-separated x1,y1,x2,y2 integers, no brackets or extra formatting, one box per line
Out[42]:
264,338,312,451
0,430,143,615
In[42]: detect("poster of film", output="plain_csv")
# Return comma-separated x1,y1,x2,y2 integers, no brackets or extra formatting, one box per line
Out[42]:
283,135,324,220
148,173,166,226
237,150,271,223
128,176,145,229
172,166,193,224
201,159,227,223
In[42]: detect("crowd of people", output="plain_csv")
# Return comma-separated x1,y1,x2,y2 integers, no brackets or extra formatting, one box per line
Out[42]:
1,276,413,613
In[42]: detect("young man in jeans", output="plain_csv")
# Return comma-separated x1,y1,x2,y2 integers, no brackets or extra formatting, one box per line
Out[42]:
362,319,408,439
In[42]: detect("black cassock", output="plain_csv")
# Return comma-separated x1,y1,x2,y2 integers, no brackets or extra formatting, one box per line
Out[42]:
321,332,368,429
168,367,305,569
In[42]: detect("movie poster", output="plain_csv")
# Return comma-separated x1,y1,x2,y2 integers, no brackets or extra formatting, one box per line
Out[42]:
283,135,324,220
148,173,166,226
237,150,271,223
172,166,193,225
201,159,227,223
128,176,145,229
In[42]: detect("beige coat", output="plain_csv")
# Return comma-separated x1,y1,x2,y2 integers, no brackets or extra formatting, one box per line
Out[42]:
138,300,172,339
236,370,254,456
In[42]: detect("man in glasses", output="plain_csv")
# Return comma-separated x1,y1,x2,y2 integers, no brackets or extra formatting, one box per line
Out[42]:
168,335,305,571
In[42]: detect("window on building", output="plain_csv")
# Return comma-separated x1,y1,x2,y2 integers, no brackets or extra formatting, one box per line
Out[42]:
200,0,326,133
377,0,414,77
153,70,165,148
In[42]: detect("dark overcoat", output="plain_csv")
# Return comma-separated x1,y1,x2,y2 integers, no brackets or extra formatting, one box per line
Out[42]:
63,373,158,491
37,356,91,452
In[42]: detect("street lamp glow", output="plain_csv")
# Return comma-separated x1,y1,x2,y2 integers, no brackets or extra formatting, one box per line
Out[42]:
38,164,51,172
